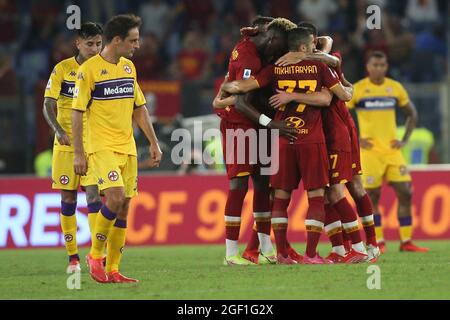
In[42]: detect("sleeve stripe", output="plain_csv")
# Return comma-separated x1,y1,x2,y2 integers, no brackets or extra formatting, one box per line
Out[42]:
328,82,340,90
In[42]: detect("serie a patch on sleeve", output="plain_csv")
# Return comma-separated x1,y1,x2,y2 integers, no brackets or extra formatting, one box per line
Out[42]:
243,68,252,79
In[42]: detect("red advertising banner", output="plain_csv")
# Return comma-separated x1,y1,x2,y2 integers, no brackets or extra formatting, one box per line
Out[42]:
1,170,449,249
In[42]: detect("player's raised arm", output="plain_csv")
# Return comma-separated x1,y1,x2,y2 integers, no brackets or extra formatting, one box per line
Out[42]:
275,51,340,68
317,36,333,54
269,87,333,109
133,82,162,168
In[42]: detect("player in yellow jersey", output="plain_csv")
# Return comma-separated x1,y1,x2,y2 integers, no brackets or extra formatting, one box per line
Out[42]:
43,22,103,274
347,51,428,253
72,14,162,283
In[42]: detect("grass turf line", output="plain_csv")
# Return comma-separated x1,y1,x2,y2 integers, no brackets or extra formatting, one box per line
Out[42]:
0,240,449,299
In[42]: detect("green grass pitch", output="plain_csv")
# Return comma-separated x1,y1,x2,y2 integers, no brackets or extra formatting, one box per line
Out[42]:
1,240,449,300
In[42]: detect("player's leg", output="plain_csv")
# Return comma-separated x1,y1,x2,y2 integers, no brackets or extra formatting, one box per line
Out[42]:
104,154,140,282
86,151,127,283
250,173,276,263
271,188,296,264
303,188,332,264
326,150,364,260
390,181,429,252
347,134,379,250
224,175,253,265
358,148,386,252
328,183,368,263
324,189,346,263
300,143,332,264
86,185,124,283
366,187,384,251
346,175,377,247
60,189,81,273
269,143,299,264
346,175,380,261
84,185,102,243
52,150,81,273
386,152,428,252
105,197,138,283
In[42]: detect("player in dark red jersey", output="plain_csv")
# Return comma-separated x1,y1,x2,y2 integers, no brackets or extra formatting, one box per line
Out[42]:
213,17,298,265
219,18,333,264
228,27,353,264
273,22,380,262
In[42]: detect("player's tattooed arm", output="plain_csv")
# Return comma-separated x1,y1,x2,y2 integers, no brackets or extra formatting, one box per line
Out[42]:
43,98,70,146
133,105,162,168
392,101,418,149
269,87,332,109
235,93,298,140
72,110,87,175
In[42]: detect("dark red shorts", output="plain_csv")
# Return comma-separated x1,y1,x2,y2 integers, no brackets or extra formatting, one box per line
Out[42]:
328,150,353,185
220,119,259,179
270,142,329,191
349,124,362,176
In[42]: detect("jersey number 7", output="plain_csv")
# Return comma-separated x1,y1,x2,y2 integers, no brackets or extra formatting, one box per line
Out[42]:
277,80,318,113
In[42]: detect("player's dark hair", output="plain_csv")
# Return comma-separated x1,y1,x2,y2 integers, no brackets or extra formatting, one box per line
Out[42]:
367,50,387,62
297,21,318,37
77,22,103,39
104,14,142,43
251,16,274,28
288,27,313,51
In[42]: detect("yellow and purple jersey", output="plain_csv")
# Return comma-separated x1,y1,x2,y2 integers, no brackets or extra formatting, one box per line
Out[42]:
347,77,410,154
72,54,146,156
44,56,87,152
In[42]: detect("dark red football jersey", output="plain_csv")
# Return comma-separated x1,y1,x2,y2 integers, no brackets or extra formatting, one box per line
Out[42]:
256,60,340,144
215,37,263,127
320,51,351,151
330,51,358,139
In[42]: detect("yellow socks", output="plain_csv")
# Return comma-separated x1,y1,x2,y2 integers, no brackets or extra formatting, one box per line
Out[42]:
399,216,413,243
60,202,78,258
374,214,384,243
87,201,102,244
90,206,116,259
106,219,127,273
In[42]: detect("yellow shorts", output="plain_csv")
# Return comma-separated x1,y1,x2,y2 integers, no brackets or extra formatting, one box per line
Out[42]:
88,150,138,198
360,149,412,189
52,150,96,190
